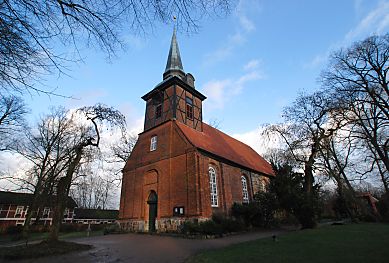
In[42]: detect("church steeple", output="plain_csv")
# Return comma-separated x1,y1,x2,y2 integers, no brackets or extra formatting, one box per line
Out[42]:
142,28,206,132
163,28,185,80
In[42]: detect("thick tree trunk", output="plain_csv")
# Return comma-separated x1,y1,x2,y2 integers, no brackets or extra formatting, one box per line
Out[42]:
49,148,83,241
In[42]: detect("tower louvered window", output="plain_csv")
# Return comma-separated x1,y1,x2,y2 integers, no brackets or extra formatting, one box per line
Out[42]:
186,97,193,120
155,104,162,119
209,167,218,207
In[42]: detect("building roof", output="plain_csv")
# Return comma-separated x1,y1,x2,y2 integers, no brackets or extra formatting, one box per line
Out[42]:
164,28,184,79
0,191,78,208
74,208,119,220
175,121,275,176
141,75,206,102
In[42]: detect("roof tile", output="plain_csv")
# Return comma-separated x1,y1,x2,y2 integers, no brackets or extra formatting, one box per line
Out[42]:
176,121,274,176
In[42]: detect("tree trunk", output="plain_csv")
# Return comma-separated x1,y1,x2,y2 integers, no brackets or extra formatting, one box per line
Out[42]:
49,148,83,241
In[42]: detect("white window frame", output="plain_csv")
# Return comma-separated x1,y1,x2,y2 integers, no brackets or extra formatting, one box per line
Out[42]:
150,136,157,151
63,208,69,218
209,167,218,207
241,176,249,203
15,206,24,217
43,207,50,217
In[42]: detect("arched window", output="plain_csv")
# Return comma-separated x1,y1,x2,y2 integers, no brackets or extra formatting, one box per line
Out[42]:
209,167,218,207
241,176,249,203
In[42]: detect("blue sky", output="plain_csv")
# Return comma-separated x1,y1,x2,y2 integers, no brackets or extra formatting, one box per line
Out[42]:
23,0,389,152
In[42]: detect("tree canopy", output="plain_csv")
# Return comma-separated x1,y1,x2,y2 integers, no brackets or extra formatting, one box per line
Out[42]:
0,0,234,94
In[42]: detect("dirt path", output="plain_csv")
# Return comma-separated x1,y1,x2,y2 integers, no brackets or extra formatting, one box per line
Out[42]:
10,230,286,263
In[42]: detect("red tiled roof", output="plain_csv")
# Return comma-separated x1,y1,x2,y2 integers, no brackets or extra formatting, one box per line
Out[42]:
176,121,274,176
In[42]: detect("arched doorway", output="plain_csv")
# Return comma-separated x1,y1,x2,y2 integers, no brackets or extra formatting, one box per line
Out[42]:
147,191,158,232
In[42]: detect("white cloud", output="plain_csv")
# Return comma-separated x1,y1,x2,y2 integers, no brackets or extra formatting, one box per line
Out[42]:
202,60,264,109
239,15,255,32
68,88,108,108
124,35,146,50
232,126,282,155
203,32,247,65
306,1,389,68
345,1,389,41
233,129,264,154
244,59,260,71
236,0,261,33
202,79,232,109
202,0,262,66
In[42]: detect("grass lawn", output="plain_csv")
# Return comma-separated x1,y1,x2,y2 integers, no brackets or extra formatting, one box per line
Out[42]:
0,241,91,260
187,223,389,263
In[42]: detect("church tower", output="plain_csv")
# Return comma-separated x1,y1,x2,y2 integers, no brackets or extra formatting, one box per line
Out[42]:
142,29,206,132
119,29,274,233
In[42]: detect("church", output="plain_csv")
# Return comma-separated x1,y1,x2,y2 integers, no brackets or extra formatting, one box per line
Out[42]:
118,30,274,232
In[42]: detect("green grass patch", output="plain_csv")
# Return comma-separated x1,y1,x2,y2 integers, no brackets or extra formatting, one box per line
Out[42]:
187,223,389,263
0,240,92,260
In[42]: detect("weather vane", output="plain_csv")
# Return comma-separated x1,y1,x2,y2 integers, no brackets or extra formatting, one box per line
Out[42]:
173,15,177,30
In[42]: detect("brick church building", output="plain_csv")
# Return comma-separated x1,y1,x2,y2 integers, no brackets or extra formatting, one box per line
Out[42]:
118,29,274,232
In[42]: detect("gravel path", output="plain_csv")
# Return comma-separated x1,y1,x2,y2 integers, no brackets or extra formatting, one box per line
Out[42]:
7,229,287,263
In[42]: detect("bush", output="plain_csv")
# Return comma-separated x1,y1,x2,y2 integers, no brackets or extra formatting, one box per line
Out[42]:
377,194,389,222
181,221,201,235
231,203,256,227
29,225,50,233
6,225,23,235
220,217,244,232
60,223,88,233
103,224,121,235
90,224,105,231
254,192,279,227
198,220,223,236
181,216,244,236
231,199,278,228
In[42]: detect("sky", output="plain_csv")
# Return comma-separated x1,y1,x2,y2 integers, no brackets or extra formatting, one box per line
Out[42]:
0,0,389,206
1,0,388,205
18,0,389,156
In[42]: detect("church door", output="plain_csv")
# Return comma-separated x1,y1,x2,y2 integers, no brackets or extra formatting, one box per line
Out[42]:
147,191,158,232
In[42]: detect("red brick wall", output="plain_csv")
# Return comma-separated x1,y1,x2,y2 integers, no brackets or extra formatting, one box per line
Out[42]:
119,120,270,231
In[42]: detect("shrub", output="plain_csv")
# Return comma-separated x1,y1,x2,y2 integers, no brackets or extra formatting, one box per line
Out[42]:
103,224,121,235
377,194,389,222
181,216,244,236
6,225,23,235
60,223,88,232
198,220,223,236
231,200,278,228
220,217,244,232
29,224,50,233
90,224,105,231
231,203,255,227
181,221,201,235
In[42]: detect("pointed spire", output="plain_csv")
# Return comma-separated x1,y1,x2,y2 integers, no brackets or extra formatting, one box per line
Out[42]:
163,27,185,79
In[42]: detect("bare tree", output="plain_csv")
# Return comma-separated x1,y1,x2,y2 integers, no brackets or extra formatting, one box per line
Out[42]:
71,172,115,210
49,104,126,241
10,107,76,237
0,0,233,94
0,95,28,150
263,91,342,228
110,132,138,163
207,118,222,129
321,34,389,192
